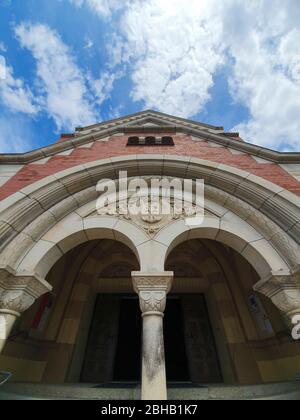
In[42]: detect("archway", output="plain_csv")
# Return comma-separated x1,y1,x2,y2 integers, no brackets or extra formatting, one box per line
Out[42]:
164,238,289,385
0,155,299,399
2,237,141,384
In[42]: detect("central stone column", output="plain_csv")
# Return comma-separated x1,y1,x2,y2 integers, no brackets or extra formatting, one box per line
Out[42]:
132,271,174,401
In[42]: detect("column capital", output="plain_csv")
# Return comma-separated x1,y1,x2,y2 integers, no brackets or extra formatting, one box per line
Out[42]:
132,272,174,315
132,271,174,293
0,266,52,316
254,269,300,320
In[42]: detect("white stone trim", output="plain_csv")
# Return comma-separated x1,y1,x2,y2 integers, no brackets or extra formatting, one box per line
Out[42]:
0,164,23,187
251,156,271,164
57,149,73,157
280,163,300,182
228,148,246,156
30,157,52,165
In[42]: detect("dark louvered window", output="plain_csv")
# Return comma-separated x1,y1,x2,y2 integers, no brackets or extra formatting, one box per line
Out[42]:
145,136,156,145
162,136,174,145
127,136,140,145
127,136,174,146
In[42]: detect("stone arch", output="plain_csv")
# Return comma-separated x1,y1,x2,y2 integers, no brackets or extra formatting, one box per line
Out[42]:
163,237,291,385
0,155,299,340
0,155,298,277
156,217,290,279
15,215,146,279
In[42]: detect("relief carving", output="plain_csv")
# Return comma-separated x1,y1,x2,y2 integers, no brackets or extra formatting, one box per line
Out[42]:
139,291,167,314
132,272,174,315
0,268,52,315
254,270,300,320
94,195,210,237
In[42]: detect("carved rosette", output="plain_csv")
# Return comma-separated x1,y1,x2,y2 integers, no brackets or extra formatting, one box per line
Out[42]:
254,269,300,320
0,267,52,316
132,272,174,316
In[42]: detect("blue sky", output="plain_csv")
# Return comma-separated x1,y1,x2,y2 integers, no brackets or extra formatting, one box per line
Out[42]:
0,0,299,153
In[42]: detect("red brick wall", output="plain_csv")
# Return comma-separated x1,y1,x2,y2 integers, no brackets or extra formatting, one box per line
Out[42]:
1,134,299,200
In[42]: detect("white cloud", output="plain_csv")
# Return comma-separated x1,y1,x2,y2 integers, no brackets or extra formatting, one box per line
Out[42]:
69,0,124,18
14,22,100,130
0,55,6,80
84,37,94,49
115,0,225,117
222,0,300,150
109,0,300,150
0,42,7,53
0,59,39,114
88,69,124,107
2,1,298,151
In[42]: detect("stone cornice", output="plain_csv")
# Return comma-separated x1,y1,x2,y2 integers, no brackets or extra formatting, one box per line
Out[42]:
0,110,299,164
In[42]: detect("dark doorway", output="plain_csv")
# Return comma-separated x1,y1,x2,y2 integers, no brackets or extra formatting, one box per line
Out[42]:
80,295,121,383
182,295,223,383
113,297,142,381
164,297,190,382
81,294,222,384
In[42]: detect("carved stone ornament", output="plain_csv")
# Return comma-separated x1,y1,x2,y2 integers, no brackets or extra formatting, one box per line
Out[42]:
139,291,167,313
0,267,52,315
254,269,300,319
132,272,174,315
96,196,206,237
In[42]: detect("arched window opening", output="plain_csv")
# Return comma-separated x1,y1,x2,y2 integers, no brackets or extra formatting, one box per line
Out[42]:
127,136,140,146
127,136,174,146
161,136,174,145
145,136,156,145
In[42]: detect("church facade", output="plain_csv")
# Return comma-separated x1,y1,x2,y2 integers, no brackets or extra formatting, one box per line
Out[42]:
0,110,300,400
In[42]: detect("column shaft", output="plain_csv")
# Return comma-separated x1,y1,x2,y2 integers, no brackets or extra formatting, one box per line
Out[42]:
142,312,166,400
132,272,173,401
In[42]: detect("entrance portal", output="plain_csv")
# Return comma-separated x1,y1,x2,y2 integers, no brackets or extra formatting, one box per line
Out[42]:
81,294,222,384
113,297,142,382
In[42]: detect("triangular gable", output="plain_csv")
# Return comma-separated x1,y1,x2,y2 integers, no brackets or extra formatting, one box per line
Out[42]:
0,110,299,164
75,110,224,136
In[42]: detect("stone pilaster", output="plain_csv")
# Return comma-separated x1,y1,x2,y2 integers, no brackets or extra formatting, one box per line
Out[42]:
254,269,300,327
0,267,52,353
132,271,173,401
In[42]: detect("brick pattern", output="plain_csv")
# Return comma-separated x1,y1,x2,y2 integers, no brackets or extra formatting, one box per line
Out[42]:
0,135,300,200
